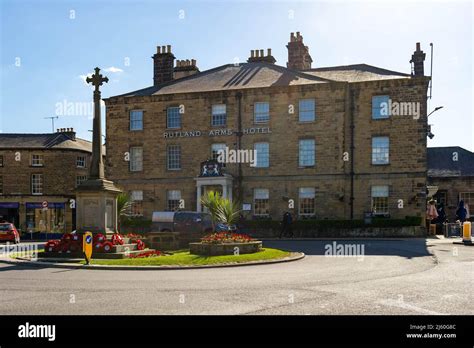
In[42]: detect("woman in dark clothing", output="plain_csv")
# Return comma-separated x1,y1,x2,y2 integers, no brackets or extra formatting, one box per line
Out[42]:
435,203,446,224
456,200,467,223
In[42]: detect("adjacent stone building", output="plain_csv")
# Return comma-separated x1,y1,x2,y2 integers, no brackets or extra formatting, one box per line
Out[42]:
0,129,92,233
428,146,474,220
104,32,430,222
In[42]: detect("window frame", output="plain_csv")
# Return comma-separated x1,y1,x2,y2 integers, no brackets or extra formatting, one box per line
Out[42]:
76,175,87,187
31,154,44,167
167,145,181,170
129,146,143,172
129,110,144,131
371,136,390,165
298,187,316,217
167,106,181,129
372,95,390,120
299,98,316,122
76,155,87,168
31,173,43,195
254,142,270,168
299,139,315,167
254,102,270,124
167,190,182,211
371,185,390,216
253,188,270,216
211,104,227,127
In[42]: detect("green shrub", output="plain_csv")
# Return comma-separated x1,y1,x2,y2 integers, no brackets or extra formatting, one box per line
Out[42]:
244,216,422,230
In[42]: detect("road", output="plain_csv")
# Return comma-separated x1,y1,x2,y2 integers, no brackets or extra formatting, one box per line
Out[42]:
0,238,473,315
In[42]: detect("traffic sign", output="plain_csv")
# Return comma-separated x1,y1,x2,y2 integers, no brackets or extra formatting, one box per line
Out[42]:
83,231,93,264
42,201,48,208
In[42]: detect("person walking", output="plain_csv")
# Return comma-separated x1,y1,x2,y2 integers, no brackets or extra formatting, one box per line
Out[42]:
456,200,468,224
279,211,293,238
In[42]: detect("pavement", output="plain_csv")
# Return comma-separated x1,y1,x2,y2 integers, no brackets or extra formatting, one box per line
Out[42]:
0,237,472,315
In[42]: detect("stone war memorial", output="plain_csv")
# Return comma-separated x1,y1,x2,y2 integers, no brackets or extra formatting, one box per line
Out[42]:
75,67,121,236
38,68,154,259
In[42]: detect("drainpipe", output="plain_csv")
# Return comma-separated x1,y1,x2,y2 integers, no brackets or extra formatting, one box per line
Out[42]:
235,92,243,203
349,87,355,220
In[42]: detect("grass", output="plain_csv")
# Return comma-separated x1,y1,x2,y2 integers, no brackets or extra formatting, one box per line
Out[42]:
85,248,291,266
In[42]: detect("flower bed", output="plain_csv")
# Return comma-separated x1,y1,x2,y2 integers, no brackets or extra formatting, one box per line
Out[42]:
190,232,262,256
129,250,162,258
201,232,254,244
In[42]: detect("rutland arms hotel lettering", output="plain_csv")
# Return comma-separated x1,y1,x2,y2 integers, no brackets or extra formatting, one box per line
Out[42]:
163,127,271,138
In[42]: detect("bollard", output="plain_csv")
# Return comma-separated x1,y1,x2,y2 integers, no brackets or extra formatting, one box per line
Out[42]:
462,221,472,243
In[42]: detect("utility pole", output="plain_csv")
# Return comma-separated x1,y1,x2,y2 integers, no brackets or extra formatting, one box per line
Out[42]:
44,116,59,132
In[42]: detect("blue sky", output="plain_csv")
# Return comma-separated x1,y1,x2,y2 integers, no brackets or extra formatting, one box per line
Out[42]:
1,0,472,150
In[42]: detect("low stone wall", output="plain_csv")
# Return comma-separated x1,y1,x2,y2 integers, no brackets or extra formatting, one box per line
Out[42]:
244,226,426,238
189,241,263,256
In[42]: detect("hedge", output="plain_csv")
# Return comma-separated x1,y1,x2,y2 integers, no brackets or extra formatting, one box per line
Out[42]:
244,216,422,230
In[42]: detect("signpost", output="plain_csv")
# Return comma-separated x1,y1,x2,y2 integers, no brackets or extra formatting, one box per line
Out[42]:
83,231,93,265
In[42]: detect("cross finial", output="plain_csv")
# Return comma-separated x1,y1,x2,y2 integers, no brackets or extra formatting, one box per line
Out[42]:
86,67,109,91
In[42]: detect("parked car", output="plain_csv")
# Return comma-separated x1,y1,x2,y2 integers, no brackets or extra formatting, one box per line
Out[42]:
0,223,20,244
151,211,214,234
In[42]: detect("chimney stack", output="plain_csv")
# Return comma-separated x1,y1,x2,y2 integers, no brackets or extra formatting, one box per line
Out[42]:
247,48,276,64
174,59,200,80
152,45,175,85
57,127,76,140
287,32,313,70
410,42,426,77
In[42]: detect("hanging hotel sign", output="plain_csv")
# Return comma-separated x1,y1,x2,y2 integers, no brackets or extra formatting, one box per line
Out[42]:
163,127,271,138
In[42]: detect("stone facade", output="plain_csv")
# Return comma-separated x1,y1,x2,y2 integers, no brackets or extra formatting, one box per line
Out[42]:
0,130,92,233
104,34,430,224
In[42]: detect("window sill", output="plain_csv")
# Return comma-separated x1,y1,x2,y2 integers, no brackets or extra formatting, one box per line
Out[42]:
371,163,390,166
298,165,315,169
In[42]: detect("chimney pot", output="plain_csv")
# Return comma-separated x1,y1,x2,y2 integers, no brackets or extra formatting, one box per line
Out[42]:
161,45,166,53
191,59,196,66
416,42,420,51
157,46,161,54
250,50,255,58
260,49,264,57
267,48,271,56
186,59,190,66
167,45,171,53
255,50,259,57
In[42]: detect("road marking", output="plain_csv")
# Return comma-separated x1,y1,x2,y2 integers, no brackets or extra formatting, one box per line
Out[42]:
377,299,448,315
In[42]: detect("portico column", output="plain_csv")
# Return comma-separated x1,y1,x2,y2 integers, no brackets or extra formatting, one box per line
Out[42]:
228,185,233,202
197,185,202,212
222,184,228,199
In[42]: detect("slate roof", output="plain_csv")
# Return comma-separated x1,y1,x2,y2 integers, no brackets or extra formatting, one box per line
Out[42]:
428,147,474,177
110,62,410,98
303,64,410,82
0,133,93,153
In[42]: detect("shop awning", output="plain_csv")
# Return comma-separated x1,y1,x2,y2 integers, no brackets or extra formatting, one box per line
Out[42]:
0,202,19,209
26,202,66,209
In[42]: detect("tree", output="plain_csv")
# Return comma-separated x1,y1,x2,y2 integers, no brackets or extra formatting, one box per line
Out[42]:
200,190,221,223
117,193,132,233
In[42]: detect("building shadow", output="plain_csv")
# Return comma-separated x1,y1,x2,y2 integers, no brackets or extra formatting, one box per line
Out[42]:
262,239,432,259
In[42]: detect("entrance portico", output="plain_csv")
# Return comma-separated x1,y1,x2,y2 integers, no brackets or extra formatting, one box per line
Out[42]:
195,160,233,212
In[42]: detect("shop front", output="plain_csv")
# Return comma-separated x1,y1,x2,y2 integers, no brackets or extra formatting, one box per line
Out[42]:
25,202,66,234
0,202,20,226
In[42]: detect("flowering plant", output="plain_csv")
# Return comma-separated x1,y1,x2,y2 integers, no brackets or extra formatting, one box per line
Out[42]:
201,232,254,244
129,250,162,258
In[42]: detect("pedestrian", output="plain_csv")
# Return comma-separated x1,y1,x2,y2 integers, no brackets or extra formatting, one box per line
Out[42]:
279,211,293,238
435,203,446,223
456,200,467,224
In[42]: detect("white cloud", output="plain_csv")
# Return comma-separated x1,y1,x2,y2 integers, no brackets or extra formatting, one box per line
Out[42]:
104,66,123,73
78,73,93,86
